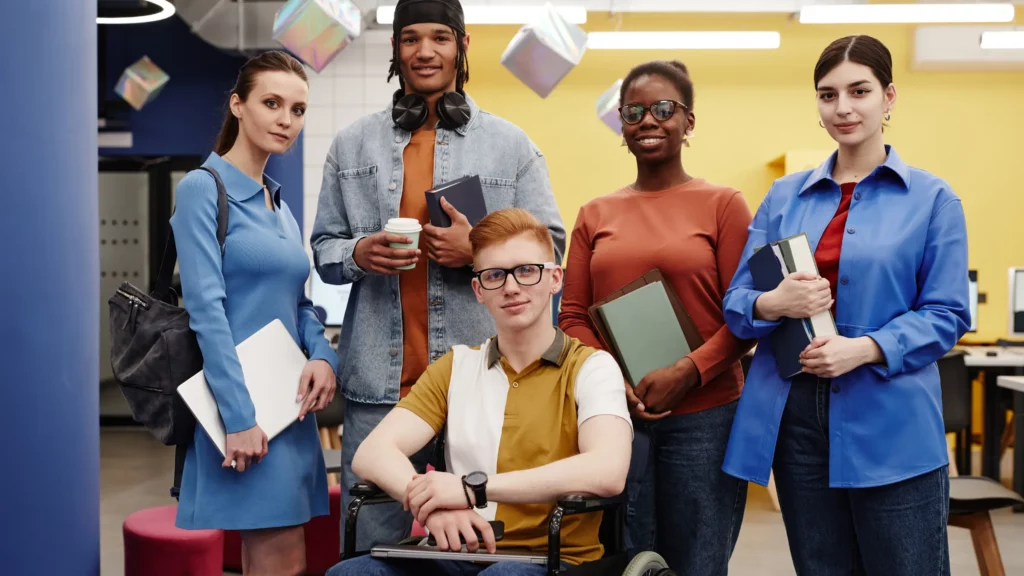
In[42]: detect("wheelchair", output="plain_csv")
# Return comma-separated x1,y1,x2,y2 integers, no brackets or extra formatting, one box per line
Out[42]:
343,480,673,576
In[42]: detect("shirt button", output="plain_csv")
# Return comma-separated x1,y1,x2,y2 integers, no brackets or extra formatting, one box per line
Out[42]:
854,193,862,201
832,384,840,393
512,382,519,388
389,182,397,191
390,348,399,357
840,276,849,285
847,227,856,234
394,135,402,143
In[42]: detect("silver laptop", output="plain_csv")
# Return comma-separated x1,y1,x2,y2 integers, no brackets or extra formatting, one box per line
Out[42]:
370,544,547,565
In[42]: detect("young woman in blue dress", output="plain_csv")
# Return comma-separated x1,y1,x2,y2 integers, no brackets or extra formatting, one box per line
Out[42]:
171,51,340,575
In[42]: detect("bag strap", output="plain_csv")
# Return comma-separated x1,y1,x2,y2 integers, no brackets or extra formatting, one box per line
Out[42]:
157,166,228,500
154,166,229,300
171,443,188,500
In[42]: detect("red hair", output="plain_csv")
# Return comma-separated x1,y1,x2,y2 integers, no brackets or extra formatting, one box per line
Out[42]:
469,208,554,260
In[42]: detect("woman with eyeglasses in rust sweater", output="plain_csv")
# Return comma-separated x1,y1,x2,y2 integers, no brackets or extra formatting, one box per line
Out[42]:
558,60,754,575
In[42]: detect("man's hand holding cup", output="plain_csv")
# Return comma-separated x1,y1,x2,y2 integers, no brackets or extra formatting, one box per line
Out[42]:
353,218,423,275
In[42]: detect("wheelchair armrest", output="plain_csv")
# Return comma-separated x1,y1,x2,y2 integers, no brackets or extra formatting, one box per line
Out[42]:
556,492,626,515
350,481,388,499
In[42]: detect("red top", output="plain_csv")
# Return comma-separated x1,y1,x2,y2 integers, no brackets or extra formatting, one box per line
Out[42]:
814,182,856,316
558,179,755,416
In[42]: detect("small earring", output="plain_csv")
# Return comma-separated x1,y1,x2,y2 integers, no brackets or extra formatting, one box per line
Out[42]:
682,130,693,148
620,135,626,146
818,118,824,128
884,111,891,122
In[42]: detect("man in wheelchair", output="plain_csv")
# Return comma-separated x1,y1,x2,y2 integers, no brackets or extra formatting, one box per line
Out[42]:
326,209,634,575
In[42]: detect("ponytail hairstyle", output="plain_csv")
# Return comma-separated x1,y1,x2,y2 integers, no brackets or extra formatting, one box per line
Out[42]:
214,50,308,156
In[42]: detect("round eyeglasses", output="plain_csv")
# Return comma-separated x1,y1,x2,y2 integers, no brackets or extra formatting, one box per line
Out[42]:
618,100,687,125
474,262,556,290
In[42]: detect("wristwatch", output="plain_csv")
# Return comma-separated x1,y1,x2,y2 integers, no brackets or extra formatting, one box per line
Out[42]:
463,471,488,509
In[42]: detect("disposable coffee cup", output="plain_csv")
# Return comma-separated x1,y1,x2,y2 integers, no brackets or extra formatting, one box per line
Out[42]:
384,217,422,271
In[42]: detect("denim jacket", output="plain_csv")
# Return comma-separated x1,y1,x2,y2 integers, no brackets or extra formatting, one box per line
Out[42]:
311,93,566,405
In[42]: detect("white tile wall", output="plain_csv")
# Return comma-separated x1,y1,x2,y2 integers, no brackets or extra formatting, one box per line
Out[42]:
302,30,396,251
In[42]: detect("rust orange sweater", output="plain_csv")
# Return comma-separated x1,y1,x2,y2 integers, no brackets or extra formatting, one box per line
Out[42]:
558,179,755,416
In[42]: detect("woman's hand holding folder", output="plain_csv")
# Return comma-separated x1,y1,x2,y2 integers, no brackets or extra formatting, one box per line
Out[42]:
630,357,701,416
754,271,832,321
799,335,885,379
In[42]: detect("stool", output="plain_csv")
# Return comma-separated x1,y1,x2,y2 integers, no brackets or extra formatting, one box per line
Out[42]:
124,505,223,576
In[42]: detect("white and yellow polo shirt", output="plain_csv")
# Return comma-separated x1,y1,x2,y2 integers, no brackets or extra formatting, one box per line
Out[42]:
397,328,632,566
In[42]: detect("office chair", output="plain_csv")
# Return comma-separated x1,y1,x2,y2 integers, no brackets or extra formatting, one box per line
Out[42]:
940,350,1024,576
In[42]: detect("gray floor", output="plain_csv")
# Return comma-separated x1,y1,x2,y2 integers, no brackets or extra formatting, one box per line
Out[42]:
101,428,1024,576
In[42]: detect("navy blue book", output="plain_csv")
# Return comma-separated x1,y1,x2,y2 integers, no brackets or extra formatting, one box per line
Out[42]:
747,244,813,379
425,175,488,228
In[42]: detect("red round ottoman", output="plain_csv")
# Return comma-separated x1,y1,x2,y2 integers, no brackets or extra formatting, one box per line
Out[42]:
123,506,224,576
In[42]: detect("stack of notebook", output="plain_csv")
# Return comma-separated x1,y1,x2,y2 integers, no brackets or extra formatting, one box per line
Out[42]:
588,269,704,387
747,232,838,378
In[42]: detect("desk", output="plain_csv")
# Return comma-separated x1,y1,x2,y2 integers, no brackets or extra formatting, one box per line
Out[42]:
997,375,1024,506
962,347,1024,481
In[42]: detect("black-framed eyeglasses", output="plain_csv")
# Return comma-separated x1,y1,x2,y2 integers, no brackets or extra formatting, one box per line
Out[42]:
474,262,556,290
618,100,687,125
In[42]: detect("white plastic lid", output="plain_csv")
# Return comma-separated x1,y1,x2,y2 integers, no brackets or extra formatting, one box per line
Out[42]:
384,217,422,233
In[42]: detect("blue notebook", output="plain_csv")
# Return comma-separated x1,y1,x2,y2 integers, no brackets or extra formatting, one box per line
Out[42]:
747,239,814,379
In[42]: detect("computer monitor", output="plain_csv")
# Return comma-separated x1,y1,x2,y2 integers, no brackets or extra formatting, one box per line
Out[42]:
968,270,978,333
1010,267,1024,338
310,270,351,328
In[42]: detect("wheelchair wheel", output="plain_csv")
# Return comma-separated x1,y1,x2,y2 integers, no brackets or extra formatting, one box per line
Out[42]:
621,551,674,576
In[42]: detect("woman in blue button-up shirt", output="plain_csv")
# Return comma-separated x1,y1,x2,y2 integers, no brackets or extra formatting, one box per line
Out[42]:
172,52,339,575
722,35,969,574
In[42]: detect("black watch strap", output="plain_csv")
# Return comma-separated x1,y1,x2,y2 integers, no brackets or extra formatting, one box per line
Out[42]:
463,473,488,509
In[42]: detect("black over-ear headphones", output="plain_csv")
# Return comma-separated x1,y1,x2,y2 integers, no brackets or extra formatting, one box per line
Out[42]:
391,89,471,132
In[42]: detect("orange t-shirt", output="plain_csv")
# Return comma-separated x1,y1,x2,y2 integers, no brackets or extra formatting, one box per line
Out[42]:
399,130,435,397
558,179,755,415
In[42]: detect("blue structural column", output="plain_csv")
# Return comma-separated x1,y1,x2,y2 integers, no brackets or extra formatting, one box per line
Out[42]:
0,2,99,575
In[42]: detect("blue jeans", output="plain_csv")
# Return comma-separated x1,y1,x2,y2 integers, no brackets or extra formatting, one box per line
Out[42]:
773,375,951,575
625,400,747,575
341,400,435,552
326,555,555,576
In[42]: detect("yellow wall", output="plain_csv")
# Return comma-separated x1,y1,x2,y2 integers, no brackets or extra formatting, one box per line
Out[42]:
462,13,1024,342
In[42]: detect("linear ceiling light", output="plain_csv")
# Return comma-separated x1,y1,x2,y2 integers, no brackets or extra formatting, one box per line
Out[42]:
375,5,587,25
981,30,1024,50
587,31,781,50
97,0,176,25
799,3,1015,24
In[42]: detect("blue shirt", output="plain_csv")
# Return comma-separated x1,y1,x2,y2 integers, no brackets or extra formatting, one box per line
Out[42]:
172,153,338,530
721,146,970,488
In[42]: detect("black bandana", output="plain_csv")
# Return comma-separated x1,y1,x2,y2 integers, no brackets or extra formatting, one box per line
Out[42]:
393,0,465,36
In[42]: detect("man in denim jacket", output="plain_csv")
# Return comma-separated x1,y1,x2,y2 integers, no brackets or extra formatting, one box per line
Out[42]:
310,0,565,551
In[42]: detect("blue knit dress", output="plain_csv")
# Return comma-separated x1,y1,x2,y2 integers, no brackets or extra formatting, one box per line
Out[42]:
171,152,338,530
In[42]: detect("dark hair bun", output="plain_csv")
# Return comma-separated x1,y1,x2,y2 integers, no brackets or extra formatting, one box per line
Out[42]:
669,61,689,76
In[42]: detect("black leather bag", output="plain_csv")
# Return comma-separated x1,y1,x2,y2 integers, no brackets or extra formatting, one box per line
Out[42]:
107,166,228,495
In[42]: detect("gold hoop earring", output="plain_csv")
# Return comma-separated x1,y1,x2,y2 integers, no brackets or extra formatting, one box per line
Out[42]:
885,111,891,122
818,118,824,128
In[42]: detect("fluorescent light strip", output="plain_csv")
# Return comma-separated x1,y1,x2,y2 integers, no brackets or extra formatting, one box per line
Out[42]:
981,30,1024,50
376,5,587,25
587,31,781,50
799,3,1014,24
97,0,176,25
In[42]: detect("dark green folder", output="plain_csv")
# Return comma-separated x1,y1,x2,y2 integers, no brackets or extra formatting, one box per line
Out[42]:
594,281,692,387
